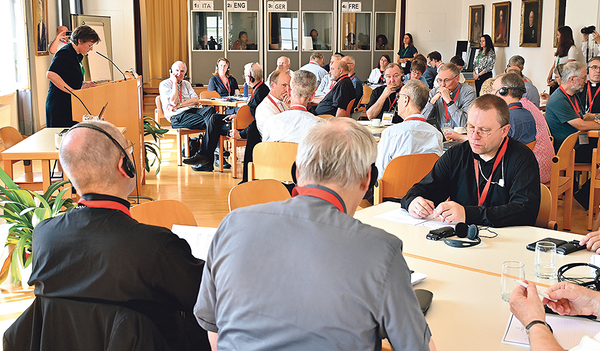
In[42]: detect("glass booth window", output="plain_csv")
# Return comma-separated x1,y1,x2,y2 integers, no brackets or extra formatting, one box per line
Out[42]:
375,13,395,50
302,12,332,51
193,11,223,50
228,12,258,50
269,12,298,50
342,13,371,50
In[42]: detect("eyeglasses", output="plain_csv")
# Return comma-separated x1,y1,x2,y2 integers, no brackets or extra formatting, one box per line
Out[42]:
590,65,600,71
466,125,502,138
436,76,458,84
87,42,95,48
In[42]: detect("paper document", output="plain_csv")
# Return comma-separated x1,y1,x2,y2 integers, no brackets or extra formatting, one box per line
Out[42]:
375,208,456,229
502,313,600,349
171,225,217,261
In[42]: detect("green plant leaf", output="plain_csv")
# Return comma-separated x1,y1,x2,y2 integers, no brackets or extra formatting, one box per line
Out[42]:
0,168,19,189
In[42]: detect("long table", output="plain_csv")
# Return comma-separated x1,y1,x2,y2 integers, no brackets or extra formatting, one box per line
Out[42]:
198,97,248,113
354,202,595,351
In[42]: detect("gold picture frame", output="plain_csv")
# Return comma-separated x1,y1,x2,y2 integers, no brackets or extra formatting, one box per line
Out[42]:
492,2,511,47
469,5,484,47
520,0,542,47
553,0,567,48
34,0,49,56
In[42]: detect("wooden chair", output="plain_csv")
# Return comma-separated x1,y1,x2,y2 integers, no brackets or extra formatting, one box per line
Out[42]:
218,104,253,177
200,90,221,99
248,142,298,182
537,183,558,230
318,114,335,119
357,86,373,119
587,146,600,230
130,199,197,229
228,179,291,211
343,98,356,117
373,153,440,204
544,131,578,231
0,126,44,190
155,96,205,166
526,140,536,151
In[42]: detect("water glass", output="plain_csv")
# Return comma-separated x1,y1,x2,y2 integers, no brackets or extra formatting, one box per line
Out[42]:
535,241,557,279
501,261,525,302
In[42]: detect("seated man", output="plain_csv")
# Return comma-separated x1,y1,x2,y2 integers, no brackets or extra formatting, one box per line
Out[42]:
505,55,540,107
262,70,321,143
366,62,404,123
194,117,435,351
342,55,363,110
255,69,291,136
314,60,356,117
401,95,541,227
422,51,442,89
422,63,476,131
316,54,343,95
403,59,428,86
376,80,443,175
449,55,466,83
298,51,328,87
29,121,209,351
265,56,293,86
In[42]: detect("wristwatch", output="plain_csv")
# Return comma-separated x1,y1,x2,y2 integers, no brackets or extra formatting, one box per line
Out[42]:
525,320,553,335
594,114,599,121
446,101,454,107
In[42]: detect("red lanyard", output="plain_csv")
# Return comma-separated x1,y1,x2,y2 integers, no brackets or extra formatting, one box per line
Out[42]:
474,137,508,206
289,104,307,111
443,84,461,123
349,73,356,80
560,86,582,118
587,82,600,112
324,75,347,99
309,61,319,65
219,75,231,95
509,105,524,110
379,71,385,84
292,187,346,213
404,116,427,122
387,94,398,110
250,81,263,101
267,94,283,113
78,198,131,217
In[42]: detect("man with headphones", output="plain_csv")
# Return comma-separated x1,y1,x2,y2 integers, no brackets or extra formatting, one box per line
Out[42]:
28,121,210,350
402,94,541,227
195,118,436,351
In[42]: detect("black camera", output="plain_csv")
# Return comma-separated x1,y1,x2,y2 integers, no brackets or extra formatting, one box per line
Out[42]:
582,26,596,35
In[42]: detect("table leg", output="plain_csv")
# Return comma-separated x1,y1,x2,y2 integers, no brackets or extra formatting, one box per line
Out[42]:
3,160,14,180
42,161,51,191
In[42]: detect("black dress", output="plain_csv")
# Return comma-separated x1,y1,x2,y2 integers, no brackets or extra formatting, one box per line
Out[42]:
45,44,84,127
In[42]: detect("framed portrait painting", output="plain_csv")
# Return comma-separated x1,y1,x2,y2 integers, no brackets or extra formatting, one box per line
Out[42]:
469,5,484,47
520,0,543,47
554,0,566,47
33,0,49,56
492,2,511,47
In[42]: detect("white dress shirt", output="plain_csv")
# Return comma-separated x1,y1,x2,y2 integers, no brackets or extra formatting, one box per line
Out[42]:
158,79,198,120
262,107,321,143
298,61,328,87
255,93,289,136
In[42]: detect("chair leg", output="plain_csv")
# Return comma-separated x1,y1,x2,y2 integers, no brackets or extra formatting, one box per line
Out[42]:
232,140,238,178
219,136,224,172
564,186,573,231
177,129,183,166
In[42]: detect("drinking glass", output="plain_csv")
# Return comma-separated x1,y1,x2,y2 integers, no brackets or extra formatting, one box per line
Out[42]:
501,261,525,302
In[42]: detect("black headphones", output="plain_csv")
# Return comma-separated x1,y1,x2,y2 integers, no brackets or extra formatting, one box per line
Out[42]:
558,262,600,291
248,62,257,83
68,123,136,178
169,67,188,79
291,163,378,190
444,223,481,248
497,86,526,96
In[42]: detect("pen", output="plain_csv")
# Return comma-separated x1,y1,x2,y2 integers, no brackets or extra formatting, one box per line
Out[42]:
515,280,557,302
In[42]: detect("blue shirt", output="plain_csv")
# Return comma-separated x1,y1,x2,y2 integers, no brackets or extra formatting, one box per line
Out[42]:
507,102,536,144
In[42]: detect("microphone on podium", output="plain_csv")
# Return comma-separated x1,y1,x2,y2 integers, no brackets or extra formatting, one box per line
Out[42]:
64,86,92,115
96,51,127,81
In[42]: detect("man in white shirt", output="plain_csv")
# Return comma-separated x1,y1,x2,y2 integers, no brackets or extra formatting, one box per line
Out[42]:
316,54,342,95
376,80,443,175
265,56,293,86
255,70,291,136
299,51,328,87
262,70,321,143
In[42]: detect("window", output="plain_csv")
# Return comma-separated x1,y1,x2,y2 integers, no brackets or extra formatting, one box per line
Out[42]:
192,11,223,50
342,13,371,50
375,13,395,50
228,12,258,50
0,0,28,93
269,12,298,50
302,12,332,51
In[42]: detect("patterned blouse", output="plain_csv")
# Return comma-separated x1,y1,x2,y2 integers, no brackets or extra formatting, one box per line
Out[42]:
475,49,496,75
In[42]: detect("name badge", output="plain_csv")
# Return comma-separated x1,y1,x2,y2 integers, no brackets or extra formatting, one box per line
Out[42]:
382,112,394,125
579,134,590,145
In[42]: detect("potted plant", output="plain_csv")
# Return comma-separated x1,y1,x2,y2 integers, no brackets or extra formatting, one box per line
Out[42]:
144,116,168,175
0,168,74,285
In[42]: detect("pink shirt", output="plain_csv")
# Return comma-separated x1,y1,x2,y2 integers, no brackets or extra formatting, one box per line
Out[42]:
521,97,554,183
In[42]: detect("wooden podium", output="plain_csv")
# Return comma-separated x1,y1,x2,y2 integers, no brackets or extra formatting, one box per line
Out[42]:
71,75,145,187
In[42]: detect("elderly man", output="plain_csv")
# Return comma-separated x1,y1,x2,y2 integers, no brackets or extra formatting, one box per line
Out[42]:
266,56,293,86
262,70,321,143
316,54,343,95
299,51,328,87
314,60,356,117
366,62,404,123
342,55,363,110
505,55,540,107
402,95,541,227
28,121,209,350
423,63,476,131
194,117,436,351
376,80,443,175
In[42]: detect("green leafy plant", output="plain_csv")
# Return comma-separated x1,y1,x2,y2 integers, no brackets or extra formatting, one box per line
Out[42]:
144,116,168,175
0,168,74,285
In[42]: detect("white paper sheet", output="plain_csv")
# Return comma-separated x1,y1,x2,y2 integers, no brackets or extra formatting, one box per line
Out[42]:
375,208,456,228
171,225,217,261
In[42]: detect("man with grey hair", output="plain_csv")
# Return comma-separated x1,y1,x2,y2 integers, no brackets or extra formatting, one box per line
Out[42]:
490,73,536,144
342,55,363,110
314,59,356,116
29,121,210,350
195,117,435,351
505,55,540,107
265,56,293,86
298,51,328,86
376,80,443,175
546,61,600,160
316,53,343,95
262,70,322,143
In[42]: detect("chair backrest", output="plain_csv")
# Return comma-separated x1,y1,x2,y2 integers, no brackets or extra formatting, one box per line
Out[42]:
154,96,165,123
536,183,554,229
318,114,335,119
554,132,579,170
0,126,24,149
526,140,536,151
228,179,291,211
380,153,440,198
344,98,356,116
200,90,221,99
361,86,373,105
233,104,254,130
251,142,298,181
130,199,197,229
